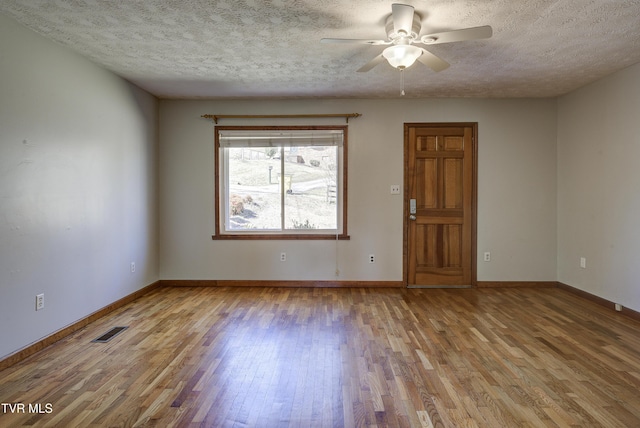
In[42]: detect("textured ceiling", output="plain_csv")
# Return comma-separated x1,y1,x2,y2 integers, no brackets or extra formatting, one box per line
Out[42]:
2,0,640,99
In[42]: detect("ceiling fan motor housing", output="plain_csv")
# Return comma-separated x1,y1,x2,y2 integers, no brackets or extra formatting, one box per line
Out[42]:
385,12,421,43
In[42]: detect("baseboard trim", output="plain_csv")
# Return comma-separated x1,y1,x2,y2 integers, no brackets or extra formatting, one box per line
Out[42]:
0,281,161,371
162,280,559,289
159,279,404,288
477,281,559,288
557,282,640,322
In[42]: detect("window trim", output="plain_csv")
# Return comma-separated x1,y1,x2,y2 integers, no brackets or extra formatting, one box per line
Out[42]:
213,125,349,240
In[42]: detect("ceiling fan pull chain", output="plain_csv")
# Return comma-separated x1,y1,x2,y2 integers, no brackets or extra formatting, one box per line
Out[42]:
400,68,406,96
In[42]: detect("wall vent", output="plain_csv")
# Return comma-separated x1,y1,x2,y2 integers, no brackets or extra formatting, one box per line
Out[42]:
91,326,128,343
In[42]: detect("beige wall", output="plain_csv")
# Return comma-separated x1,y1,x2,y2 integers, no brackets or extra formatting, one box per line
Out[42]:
0,14,159,359
159,98,557,282
558,62,640,312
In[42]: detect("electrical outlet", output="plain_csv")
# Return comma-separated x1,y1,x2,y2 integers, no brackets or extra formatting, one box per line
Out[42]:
484,252,491,262
280,252,286,262
130,262,136,273
36,294,44,311
390,185,400,195
369,254,375,264
580,257,586,269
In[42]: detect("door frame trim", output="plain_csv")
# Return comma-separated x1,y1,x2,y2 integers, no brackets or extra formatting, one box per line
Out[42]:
402,122,478,287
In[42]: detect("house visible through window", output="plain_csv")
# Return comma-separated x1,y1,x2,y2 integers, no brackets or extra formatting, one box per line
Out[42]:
214,126,348,239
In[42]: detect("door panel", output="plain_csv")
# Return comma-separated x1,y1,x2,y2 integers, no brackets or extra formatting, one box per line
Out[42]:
416,158,437,209
405,123,476,287
443,158,463,209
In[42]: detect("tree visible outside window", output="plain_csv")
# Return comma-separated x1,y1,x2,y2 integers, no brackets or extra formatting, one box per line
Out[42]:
214,126,348,239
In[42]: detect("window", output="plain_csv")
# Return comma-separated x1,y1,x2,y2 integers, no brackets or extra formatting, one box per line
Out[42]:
214,126,348,239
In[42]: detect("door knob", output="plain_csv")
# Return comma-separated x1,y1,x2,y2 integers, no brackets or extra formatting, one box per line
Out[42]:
409,215,416,220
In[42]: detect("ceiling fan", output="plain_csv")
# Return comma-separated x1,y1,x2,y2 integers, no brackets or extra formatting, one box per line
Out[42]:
321,3,492,73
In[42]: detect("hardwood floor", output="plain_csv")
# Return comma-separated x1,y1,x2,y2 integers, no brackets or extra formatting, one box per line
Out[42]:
2,286,640,427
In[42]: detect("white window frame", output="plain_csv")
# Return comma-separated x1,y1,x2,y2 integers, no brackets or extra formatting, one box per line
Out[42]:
213,126,349,240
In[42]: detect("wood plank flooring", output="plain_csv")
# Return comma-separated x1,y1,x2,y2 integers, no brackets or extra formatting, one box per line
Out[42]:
2,286,640,427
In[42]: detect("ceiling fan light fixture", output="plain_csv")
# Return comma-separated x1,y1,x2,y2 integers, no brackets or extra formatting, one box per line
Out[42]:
382,44,422,69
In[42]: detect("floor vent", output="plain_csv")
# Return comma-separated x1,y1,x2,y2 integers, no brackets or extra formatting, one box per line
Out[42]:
92,326,128,343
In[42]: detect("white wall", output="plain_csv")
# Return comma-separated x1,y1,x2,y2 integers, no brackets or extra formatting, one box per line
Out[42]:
0,14,159,359
159,98,557,282
558,62,640,312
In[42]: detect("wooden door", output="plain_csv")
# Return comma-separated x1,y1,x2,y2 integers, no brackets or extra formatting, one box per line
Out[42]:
404,123,476,287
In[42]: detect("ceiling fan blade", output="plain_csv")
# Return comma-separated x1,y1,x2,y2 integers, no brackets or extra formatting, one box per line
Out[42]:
416,49,450,72
357,54,386,72
391,3,415,35
321,38,389,46
420,25,493,45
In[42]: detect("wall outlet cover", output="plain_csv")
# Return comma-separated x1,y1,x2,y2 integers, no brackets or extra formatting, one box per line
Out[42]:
36,294,44,311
